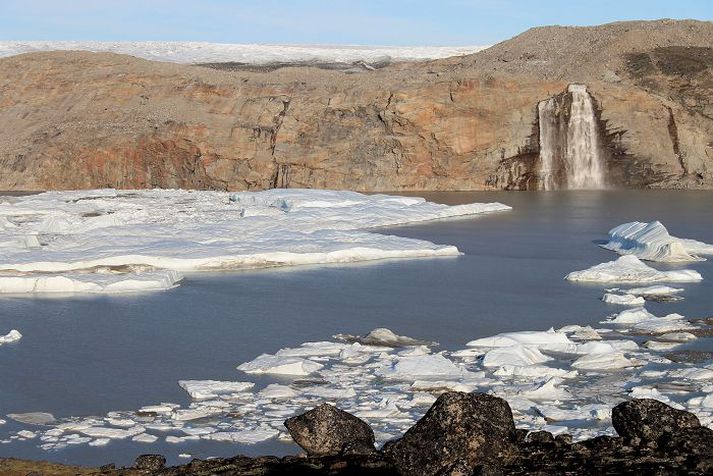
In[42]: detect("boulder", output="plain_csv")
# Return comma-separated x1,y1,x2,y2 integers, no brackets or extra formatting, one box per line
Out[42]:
384,392,516,476
612,399,700,441
134,454,166,471
285,403,375,456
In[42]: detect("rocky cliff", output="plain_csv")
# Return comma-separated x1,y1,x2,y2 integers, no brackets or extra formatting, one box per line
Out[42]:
1,19,712,191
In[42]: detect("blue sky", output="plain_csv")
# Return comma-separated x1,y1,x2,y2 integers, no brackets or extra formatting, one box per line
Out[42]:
2,0,711,45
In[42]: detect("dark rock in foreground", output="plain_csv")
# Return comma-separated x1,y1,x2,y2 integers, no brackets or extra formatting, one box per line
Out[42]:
285,403,376,456
612,398,700,441
383,392,516,475
5,392,713,475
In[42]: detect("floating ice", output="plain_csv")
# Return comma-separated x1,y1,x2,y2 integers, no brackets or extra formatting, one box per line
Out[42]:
603,221,713,262
237,355,324,376
377,353,473,380
482,345,552,368
623,285,685,297
334,328,437,347
565,255,702,283
602,293,645,306
467,329,573,348
0,189,509,295
6,412,55,425
0,271,183,294
0,329,22,345
178,380,255,400
571,352,642,370
605,307,697,334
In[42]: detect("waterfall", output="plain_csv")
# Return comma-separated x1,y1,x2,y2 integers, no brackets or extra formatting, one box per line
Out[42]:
537,84,606,190
537,98,558,191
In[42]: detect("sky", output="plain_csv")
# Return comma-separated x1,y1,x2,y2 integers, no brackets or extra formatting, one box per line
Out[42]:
1,0,712,46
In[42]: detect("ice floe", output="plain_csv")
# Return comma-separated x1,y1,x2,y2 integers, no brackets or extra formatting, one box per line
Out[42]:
0,189,509,295
8,315,713,453
603,221,713,262
565,255,702,283
0,329,22,345
602,292,645,306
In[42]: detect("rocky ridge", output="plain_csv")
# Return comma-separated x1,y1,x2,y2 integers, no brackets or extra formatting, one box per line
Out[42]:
0,19,712,191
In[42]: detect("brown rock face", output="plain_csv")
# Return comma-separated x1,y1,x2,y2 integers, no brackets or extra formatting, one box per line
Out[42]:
1,19,712,191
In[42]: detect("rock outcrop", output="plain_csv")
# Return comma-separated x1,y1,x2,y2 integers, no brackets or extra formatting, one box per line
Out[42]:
1,19,712,191
383,392,516,475
285,403,376,456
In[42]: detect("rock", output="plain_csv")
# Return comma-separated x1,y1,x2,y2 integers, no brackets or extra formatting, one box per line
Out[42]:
524,430,554,444
384,392,516,476
285,403,375,456
0,21,712,192
612,399,700,441
134,454,166,471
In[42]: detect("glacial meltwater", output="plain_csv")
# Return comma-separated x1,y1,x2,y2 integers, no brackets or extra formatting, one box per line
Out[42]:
0,190,712,467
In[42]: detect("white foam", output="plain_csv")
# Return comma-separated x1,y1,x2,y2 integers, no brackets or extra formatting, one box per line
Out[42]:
565,255,702,283
603,221,713,262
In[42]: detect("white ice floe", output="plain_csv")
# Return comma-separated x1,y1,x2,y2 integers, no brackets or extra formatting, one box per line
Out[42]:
571,352,642,370
565,255,702,283
178,380,255,400
237,354,324,376
602,293,645,306
482,345,552,368
603,221,713,262
0,271,183,294
622,285,685,297
0,41,489,65
467,329,572,348
377,354,474,380
6,412,55,425
0,330,22,345
0,189,509,295
604,307,696,334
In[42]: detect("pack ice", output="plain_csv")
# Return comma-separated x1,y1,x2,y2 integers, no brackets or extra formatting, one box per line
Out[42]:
565,255,702,283
603,221,713,262
0,189,509,294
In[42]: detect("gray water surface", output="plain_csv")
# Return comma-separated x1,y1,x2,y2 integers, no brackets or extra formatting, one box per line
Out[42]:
0,190,711,467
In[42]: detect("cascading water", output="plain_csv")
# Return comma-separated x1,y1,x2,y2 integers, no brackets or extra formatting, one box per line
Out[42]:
537,98,559,191
537,84,606,190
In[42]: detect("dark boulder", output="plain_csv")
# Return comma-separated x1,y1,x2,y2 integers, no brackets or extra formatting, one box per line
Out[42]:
384,392,516,476
134,454,166,471
285,403,376,456
612,399,700,441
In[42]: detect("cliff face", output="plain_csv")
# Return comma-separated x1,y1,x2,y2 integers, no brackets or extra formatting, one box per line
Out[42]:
0,19,712,191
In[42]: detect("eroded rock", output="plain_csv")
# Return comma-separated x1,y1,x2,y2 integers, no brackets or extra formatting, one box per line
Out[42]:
612,398,700,441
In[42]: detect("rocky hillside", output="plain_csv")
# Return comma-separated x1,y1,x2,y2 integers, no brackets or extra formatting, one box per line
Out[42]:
0,19,711,191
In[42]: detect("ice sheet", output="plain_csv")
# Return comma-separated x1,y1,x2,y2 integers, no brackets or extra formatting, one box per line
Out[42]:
0,189,509,295
0,41,488,65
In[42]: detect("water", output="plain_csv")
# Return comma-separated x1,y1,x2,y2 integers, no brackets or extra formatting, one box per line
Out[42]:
0,190,711,467
537,85,605,190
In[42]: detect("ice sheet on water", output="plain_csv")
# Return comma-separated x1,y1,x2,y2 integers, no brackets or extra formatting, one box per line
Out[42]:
0,189,509,295
603,221,713,262
0,329,22,345
565,255,702,283
334,327,438,347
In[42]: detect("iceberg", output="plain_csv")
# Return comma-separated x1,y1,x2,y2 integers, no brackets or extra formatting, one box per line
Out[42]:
0,189,509,295
565,255,702,283
603,221,713,262
0,329,22,345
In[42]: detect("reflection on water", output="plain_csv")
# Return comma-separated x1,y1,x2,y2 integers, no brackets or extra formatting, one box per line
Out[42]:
0,190,711,466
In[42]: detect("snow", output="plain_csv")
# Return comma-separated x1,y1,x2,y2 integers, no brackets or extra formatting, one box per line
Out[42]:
0,330,22,345
565,255,702,283
0,41,489,65
603,221,713,262
0,189,509,295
